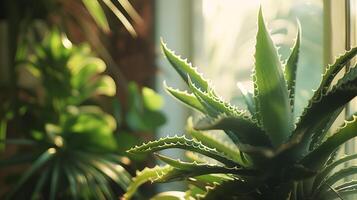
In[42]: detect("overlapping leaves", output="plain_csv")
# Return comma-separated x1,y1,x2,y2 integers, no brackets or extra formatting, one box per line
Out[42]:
125,8,357,200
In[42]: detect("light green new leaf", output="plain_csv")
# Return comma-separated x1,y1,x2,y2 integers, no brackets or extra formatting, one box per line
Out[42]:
253,8,293,147
82,0,110,32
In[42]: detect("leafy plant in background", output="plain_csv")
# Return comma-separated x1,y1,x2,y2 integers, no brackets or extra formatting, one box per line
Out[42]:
0,30,133,200
1,0,142,139
116,82,166,162
124,8,357,200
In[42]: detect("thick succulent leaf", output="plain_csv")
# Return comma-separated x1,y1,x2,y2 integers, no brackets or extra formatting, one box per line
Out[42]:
156,154,257,177
334,189,357,199
253,8,293,147
309,110,342,151
82,0,110,32
190,174,234,186
195,115,271,147
237,83,256,115
188,77,245,118
313,154,357,191
164,82,206,113
301,115,357,170
197,178,258,200
123,165,180,200
284,22,301,111
127,135,239,167
335,180,357,191
6,148,56,200
161,40,209,92
291,67,357,161
186,117,246,166
317,166,357,195
317,46,357,95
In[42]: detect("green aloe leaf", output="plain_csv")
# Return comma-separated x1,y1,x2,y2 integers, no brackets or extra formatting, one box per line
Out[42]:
253,8,293,147
301,115,357,170
164,82,206,113
317,166,357,195
123,165,178,200
198,178,258,200
313,154,357,191
237,83,256,116
187,77,245,119
293,66,357,161
186,117,246,166
127,135,239,167
317,46,357,95
82,0,110,32
195,115,271,147
284,22,301,111
156,154,257,177
336,180,357,192
161,40,210,92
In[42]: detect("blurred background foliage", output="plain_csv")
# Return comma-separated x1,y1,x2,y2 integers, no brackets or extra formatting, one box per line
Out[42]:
0,0,164,199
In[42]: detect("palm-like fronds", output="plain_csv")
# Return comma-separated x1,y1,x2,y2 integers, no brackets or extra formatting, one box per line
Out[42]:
124,8,357,200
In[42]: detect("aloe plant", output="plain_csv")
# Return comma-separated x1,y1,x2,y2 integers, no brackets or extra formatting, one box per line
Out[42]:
124,8,357,200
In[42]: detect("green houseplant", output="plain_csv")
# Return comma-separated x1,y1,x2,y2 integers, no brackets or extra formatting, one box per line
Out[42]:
0,30,163,200
124,8,357,200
